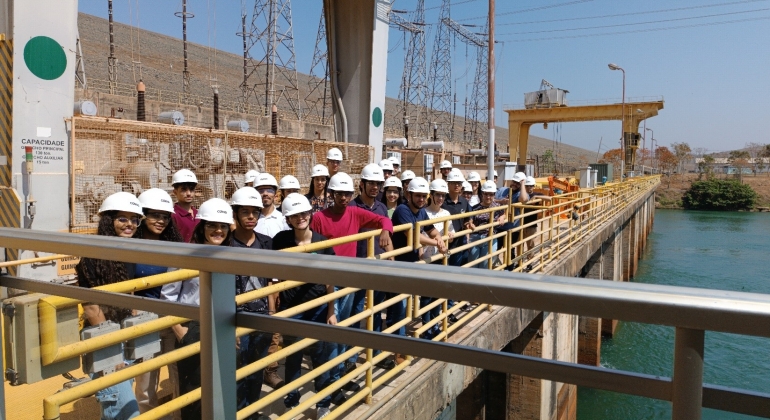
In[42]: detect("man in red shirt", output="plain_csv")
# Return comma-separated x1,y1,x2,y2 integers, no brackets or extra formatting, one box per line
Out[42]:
170,169,199,243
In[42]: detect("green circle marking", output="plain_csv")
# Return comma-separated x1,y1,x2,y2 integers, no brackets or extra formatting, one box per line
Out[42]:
372,107,383,128
24,36,67,81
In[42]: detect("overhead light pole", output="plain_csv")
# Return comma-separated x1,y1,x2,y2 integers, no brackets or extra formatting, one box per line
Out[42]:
608,63,625,180
645,127,654,173
487,0,496,182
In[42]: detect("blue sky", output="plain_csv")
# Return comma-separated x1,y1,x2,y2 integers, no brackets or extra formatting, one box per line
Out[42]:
78,0,770,156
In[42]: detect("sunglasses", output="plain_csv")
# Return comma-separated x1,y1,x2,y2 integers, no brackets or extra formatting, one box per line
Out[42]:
145,212,170,222
257,188,276,194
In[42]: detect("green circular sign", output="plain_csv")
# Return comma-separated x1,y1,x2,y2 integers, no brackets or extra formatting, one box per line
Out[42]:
24,36,67,80
372,107,383,128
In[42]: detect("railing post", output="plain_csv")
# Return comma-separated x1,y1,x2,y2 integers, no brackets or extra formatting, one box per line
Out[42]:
671,327,704,420
365,288,374,404
199,271,237,420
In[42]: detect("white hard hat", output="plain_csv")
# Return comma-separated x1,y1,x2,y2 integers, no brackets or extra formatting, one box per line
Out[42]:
138,188,175,213
400,170,415,181
511,172,526,183
230,187,263,208
311,164,330,178
440,160,453,169
494,170,499,177
99,191,144,215
462,181,473,193
172,169,198,185
446,169,465,183
282,193,313,217
429,179,449,194
328,172,355,192
244,169,260,185
481,180,497,193
384,177,402,189
379,159,394,171
196,198,234,225
407,177,430,194
388,155,401,166
467,171,481,182
361,163,385,182
525,176,537,186
255,173,278,189
326,147,343,161
279,175,301,190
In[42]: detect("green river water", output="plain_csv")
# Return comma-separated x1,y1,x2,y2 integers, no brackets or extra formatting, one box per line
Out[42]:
577,209,770,419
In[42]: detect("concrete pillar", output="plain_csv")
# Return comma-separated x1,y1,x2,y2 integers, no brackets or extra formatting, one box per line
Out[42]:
508,313,544,419
456,372,487,420
620,220,631,281
577,316,601,366
629,211,638,278
602,227,623,337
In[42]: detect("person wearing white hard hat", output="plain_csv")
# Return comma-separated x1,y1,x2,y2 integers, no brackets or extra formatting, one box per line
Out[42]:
520,176,552,272
272,193,338,417
254,173,290,238
133,189,184,415
326,147,343,177
388,155,401,174
466,171,482,206
439,160,453,180
380,176,404,217
277,175,301,210
399,169,415,193
306,164,333,214
487,169,498,183
75,192,143,420
171,169,200,243
244,169,260,187
379,159,394,180
171,198,234,420
228,187,278,413
441,169,473,270
462,181,474,203
468,181,507,269
492,172,527,271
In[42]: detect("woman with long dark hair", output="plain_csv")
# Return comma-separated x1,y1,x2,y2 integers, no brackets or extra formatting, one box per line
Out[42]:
306,164,333,214
76,192,144,420
380,176,404,218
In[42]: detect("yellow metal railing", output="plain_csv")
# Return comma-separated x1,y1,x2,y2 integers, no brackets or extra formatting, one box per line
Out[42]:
1,175,660,420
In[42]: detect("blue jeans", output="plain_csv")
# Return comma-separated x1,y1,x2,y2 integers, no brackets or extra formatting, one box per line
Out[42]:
384,294,407,337
468,233,498,269
345,289,367,365
237,330,271,411
419,296,441,339
282,303,336,409
92,376,140,420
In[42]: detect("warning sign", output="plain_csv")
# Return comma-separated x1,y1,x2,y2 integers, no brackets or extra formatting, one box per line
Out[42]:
57,256,80,276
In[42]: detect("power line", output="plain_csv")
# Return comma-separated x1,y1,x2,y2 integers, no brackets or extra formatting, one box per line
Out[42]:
500,15,770,42
458,0,594,22
498,0,769,26
498,7,770,35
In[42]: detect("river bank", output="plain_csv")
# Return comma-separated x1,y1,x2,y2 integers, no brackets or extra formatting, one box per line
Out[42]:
654,173,770,210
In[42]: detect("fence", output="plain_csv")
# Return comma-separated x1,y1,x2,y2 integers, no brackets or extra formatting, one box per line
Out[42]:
6,177,761,420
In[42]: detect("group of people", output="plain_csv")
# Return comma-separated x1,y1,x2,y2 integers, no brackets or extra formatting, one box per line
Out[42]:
75,148,546,420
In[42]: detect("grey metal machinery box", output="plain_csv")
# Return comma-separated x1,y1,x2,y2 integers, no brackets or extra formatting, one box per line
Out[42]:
122,312,161,360
524,88,568,109
3,294,81,385
81,321,123,374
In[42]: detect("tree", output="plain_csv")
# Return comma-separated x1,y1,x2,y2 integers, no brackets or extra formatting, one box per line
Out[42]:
728,150,751,183
682,179,758,211
697,154,715,180
671,142,692,179
541,149,555,174
744,142,765,175
600,148,622,176
760,144,770,176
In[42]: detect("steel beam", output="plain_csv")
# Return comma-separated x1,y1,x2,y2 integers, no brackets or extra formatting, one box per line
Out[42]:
672,327,704,420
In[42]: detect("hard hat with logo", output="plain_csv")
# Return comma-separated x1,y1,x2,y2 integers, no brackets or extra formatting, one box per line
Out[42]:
282,193,313,217
388,155,401,166
99,192,144,215
328,172,355,192
196,198,234,225
525,176,537,186
138,188,175,213
255,173,278,189
462,181,473,193
326,148,343,161
467,171,481,182
400,170,415,181
244,169,260,185
171,169,198,185
429,179,449,194
230,187,264,208
361,163,385,182
446,169,465,183
379,159,394,172
407,177,430,194
384,177,402,189
311,164,330,178
487,170,498,179
511,172,526,183
481,180,498,193
440,160,453,169
279,175,301,190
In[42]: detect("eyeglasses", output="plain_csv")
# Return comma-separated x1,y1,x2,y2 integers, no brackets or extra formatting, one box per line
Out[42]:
145,212,170,222
116,216,143,226
334,191,353,198
288,211,311,220
204,222,230,231
257,188,276,195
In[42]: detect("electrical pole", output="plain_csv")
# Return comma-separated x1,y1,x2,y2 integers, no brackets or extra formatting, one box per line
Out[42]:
487,0,495,181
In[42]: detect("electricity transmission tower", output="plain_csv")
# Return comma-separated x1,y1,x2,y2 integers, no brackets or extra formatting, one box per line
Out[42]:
391,1,428,140
428,0,453,142
304,8,332,125
242,0,301,119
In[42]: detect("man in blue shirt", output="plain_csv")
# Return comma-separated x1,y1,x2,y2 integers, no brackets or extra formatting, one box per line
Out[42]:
494,172,526,270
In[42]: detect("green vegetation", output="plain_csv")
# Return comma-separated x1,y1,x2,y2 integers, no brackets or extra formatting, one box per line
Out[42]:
682,179,758,211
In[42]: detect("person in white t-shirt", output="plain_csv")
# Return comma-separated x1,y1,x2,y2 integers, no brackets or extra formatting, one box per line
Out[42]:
420,179,455,339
